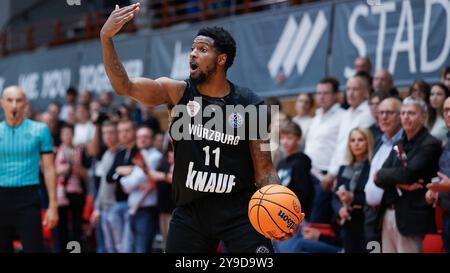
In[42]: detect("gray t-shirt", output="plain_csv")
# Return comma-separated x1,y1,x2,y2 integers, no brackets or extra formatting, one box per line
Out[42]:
94,149,117,211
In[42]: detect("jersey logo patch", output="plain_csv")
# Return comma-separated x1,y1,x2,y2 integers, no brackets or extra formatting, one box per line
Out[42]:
256,246,270,253
187,100,201,117
228,112,243,128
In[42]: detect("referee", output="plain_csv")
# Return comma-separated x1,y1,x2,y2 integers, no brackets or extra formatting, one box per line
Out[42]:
0,86,58,253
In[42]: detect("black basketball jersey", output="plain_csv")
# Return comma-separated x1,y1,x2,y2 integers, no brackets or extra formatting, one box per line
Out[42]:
168,79,267,206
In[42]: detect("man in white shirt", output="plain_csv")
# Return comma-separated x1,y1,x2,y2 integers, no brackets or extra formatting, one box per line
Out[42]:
73,103,96,146
364,97,403,243
304,77,344,223
119,126,162,253
323,74,375,191
59,87,77,122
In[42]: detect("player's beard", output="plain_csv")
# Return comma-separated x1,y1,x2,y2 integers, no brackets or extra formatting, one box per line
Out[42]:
190,72,207,85
190,63,216,85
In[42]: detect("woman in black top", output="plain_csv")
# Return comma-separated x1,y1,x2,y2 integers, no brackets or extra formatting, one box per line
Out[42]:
332,128,374,253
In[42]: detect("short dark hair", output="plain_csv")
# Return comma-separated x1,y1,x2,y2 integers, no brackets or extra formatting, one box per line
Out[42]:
319,77,340,94
355,71,373,93
280,121,302,139
76,102,89,111
265,96,282,111
102,120,117,129
118,118,136,129
370,90,389,102
48,101,61,108
66,86,78,97
197,26,236,71
60,122,74,132
137,125,154,135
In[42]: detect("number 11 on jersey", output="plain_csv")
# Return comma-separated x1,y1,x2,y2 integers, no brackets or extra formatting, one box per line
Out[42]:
203,146,220,167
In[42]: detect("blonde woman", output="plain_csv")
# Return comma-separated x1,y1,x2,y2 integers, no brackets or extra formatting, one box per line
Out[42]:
332,128,374,253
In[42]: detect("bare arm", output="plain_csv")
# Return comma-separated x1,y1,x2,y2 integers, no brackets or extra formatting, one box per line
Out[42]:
148,170,166,181
87,124,101,157
100,3,185,106
250,139,303,241
249,139,280,188
41,153,59,229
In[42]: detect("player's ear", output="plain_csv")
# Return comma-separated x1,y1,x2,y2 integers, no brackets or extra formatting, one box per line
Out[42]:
218,53,227,67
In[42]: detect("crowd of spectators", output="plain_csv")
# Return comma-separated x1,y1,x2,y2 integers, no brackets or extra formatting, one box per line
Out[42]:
26,88,173,253
271,60,450,253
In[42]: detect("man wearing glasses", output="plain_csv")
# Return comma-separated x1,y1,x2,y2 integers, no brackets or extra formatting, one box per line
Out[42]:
364,97,403,247
374,96,442,253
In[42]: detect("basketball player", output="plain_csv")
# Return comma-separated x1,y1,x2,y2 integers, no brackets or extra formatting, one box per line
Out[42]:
0,86,58,252
101,3,299,252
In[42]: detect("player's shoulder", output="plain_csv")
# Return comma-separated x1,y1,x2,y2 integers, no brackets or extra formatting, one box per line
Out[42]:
158,77,187,106
231,82,264,106
157,76,186,86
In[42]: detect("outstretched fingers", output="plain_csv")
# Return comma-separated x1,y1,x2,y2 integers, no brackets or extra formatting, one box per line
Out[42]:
118,12,136,25
114,3,140,16
115,5,139,24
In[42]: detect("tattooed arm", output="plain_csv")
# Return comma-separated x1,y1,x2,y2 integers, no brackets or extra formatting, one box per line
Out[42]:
249,139,302,241
249,139,280,189
100,3,185,106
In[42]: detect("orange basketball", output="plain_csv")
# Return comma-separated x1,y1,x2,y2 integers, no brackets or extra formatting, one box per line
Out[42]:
248,184,303,238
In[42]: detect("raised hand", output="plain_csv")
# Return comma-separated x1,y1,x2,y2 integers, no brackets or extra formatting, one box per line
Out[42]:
101,3,140,39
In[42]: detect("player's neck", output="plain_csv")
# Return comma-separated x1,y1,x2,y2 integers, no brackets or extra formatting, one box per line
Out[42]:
196,74,230,98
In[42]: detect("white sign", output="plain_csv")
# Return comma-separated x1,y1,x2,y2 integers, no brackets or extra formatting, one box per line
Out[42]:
268,11,328,80
344,0,450,78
